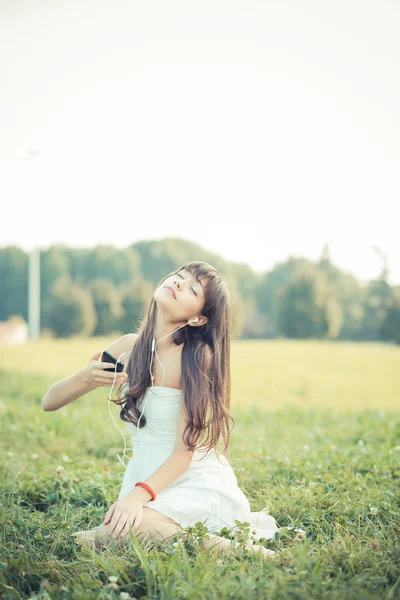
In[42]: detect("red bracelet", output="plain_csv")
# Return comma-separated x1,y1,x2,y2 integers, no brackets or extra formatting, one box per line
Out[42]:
135,481,156,501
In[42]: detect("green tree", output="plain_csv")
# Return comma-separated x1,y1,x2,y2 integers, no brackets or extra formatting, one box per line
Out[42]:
379,287,400,344
131,237,227,286
44,274,96,337
257,256,314,337
278,262,343,339
40,245,70,330
317,243,365,340
118,276,154,334
68,245,140,287
361,279,394,341
88,279,123,336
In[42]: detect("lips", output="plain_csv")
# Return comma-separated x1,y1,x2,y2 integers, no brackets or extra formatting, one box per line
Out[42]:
164,286,176,299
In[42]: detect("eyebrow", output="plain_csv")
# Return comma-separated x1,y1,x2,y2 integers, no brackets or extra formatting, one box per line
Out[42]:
179,270,204,294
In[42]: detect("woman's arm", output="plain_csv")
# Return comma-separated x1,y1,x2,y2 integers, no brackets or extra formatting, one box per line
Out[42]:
41,333,137,411
134,344,213,500
103,348,214,534
103,404,195,531
133,451,194,502
41,367,98,412
127,403,195,501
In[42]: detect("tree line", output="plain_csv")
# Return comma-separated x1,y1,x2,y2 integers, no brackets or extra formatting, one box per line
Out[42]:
0,239,399,343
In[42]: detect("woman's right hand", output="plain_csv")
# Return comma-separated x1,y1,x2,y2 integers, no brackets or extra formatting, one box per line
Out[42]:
83,350,128,388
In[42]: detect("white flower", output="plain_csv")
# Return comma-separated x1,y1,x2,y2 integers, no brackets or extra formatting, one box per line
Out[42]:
369,506,378,515
303,444,309,452
357,440,364,447
172,542,179,548
108,575,118,584
31,454,39,459
56,466,64,473
7,451,13,457
108,583,119,590
62,455,71,462
120,593,131,599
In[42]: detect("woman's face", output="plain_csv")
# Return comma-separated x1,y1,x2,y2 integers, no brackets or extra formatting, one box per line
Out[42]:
155,268,207,322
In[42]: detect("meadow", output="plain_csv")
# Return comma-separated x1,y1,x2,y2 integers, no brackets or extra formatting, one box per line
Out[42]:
0,338,399,599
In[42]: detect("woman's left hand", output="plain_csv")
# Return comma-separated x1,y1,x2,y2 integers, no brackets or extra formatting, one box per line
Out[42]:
103,490,148,539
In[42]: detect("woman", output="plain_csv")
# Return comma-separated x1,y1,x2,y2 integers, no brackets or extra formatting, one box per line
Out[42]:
69,261,279,557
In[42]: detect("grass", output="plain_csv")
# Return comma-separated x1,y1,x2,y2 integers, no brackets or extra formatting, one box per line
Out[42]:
0,338,399,599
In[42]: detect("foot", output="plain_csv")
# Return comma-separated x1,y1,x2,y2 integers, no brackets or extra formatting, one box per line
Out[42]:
71,528,97,549
94,522,133,550
247,544,276,559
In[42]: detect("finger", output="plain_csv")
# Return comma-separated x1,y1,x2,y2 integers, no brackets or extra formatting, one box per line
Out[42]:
132,516,142,532
97,371,126,381
97,373,128,385
97,367,127,378
132,507,143,532
120,518,136,539
107,512,122,535
113,516,128,539
103,504,116,525
98,361,125,370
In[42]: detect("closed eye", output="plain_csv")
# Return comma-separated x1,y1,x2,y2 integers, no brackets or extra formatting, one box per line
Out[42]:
177,273,197,296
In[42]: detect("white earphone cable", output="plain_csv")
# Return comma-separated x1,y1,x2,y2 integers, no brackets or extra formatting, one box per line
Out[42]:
108,314,199,467
107,353,134,467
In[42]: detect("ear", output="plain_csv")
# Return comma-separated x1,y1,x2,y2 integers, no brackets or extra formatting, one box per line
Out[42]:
190,316,207,326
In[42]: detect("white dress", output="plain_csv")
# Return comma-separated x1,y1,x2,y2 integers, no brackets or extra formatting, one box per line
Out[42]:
118,385,280,544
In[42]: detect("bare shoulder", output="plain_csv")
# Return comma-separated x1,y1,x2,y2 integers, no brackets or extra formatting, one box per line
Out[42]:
104,333,139,373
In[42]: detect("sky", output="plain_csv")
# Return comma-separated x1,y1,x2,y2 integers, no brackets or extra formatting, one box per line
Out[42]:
1,0,399,284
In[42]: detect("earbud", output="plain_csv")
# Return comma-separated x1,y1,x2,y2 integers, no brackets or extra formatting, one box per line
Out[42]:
190,317,199,323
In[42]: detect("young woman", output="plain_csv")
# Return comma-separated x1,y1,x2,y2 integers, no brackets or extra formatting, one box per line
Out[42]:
65,261,279,557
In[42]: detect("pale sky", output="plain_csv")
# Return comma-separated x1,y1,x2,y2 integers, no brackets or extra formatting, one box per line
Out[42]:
1,0,399,284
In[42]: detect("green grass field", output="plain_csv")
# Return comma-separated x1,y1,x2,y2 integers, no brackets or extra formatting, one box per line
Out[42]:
0,338,399,599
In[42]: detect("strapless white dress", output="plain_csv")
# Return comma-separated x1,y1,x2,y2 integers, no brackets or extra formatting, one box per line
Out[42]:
118,385,280,543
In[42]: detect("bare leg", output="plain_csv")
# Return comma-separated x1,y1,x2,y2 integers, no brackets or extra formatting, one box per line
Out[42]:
73,507,275,559
199,534,276,558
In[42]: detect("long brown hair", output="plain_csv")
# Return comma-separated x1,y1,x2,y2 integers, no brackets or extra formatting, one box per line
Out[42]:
112,260,234,463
